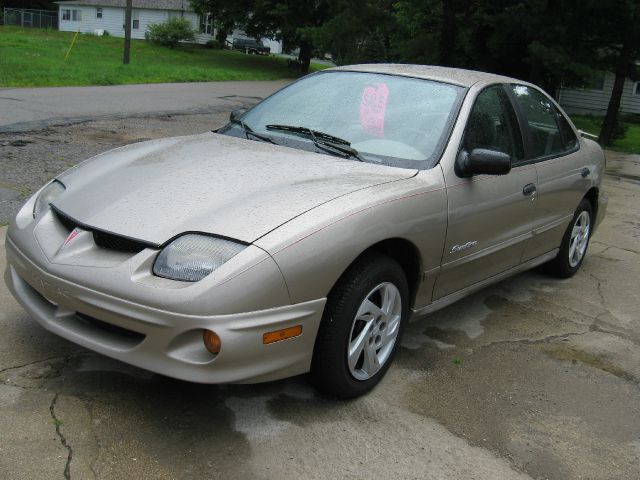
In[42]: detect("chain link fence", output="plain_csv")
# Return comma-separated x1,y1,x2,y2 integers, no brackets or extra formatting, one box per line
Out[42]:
2,8,58,29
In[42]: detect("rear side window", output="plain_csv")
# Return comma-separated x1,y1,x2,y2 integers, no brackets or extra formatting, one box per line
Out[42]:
510,85,577,158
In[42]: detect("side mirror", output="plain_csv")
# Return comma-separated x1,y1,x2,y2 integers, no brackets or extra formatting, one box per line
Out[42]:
229,108,247,123
456,148,511,177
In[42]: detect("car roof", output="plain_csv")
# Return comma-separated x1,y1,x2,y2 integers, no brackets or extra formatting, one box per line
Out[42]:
327,64,525,88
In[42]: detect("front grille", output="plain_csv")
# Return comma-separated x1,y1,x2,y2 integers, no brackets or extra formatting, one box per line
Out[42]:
93,230,147,253
53,208,150,253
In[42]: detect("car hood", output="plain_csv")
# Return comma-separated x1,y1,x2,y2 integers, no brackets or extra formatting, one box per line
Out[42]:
54,133,417,245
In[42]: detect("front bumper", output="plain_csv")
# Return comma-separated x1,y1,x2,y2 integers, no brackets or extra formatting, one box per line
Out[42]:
5,234,326,384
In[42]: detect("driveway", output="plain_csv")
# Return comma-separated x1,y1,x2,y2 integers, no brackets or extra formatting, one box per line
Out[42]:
0,80,290,133
1,111,639,479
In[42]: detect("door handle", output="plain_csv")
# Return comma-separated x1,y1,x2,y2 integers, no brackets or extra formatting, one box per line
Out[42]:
581,167,591,178
522,183,537,196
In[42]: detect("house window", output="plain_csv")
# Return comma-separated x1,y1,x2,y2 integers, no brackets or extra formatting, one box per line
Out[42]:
71,9,81,21
96,8,103,19
62,9,70,20
132,10,140,29
200,14,213,34
634,82,640,95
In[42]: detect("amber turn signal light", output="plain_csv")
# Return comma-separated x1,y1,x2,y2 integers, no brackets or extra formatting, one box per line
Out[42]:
203,329,222,354
263,325,302,344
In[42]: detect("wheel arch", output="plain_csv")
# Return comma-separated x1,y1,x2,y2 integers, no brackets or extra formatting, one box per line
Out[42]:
584,186,599,220
328,238,423,309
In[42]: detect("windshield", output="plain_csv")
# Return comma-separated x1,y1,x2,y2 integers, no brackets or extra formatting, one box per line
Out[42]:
223,71,464,169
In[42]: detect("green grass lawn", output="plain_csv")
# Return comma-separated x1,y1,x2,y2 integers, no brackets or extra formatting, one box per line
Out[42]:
0,26,327,87
571,114,640,155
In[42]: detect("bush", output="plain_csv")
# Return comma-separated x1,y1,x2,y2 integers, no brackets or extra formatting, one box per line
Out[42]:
205,39,222,49
600,116,628,143
145,18,195,48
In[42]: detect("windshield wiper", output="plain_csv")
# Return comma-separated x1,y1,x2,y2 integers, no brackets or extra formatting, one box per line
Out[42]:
231,118,277,145
265,124,364,162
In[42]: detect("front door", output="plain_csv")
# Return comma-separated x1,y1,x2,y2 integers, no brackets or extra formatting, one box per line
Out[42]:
434,84,537,299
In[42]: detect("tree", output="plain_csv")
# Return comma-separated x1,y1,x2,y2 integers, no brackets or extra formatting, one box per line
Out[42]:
599,0,640,146
5,0,57,9
244,1,332,73
304,0,395,65
191,0,332,73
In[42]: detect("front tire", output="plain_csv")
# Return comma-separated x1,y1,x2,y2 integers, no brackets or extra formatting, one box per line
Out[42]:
545,199,593,278
311,253,409,398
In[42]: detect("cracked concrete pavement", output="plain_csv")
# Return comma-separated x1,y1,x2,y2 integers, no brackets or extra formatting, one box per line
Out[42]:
1,114,639,479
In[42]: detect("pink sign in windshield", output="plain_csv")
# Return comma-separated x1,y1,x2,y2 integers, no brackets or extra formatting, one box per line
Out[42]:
360,83,389,137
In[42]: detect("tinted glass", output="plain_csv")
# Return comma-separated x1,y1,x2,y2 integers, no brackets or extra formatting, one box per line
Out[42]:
233,71,463,169
510,85,570,158
556,111,579,151
463,86,523,161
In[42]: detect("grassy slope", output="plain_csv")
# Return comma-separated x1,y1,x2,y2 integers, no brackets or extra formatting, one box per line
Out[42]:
571,114,640,155
0,26,326,87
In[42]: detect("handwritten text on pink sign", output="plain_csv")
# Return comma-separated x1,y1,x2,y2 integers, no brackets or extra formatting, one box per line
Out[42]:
360,83,389,137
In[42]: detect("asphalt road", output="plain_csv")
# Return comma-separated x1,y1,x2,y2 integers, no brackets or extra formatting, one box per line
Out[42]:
0,80,290,133
1,105,639,479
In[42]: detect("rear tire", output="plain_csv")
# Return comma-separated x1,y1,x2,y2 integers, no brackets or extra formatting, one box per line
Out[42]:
544,199,593,278
311,253,409,398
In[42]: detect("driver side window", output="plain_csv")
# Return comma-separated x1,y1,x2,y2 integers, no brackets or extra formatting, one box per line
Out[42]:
463,86,524,162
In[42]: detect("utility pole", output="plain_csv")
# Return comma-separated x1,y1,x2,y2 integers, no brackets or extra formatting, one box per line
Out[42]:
123,0,132,64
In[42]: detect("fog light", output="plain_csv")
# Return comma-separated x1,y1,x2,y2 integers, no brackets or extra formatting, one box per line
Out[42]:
263,325,302,344
203,329,221,354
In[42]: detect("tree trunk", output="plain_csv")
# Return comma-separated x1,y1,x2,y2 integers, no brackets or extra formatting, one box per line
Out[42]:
298,41,312,74
599,1,639,146
439,0,457,66
599,63,629,146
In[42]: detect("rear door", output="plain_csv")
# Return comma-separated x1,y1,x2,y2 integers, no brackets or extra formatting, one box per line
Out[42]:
434,84,538,299
508,84,588,261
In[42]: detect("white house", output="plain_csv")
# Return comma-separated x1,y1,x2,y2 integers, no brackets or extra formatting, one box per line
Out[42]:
558,71,640,115
55,0,282,52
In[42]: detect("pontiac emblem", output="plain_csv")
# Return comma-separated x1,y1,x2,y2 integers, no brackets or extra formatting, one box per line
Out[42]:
63,228,81,246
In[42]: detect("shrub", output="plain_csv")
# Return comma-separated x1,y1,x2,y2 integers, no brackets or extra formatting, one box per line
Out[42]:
146,17,195,48
205,39,222,49
601,116,628,143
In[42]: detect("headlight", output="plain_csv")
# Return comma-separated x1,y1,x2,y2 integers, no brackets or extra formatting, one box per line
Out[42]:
33,180,65,218
153,234,246,282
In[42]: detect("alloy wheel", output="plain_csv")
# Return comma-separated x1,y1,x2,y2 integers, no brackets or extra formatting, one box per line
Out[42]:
347,282,402,381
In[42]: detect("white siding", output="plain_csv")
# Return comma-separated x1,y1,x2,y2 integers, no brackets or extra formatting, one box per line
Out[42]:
58,5,214,43
262,38,282,54
59,6,97,33
559,72,640,115
188,12,216,44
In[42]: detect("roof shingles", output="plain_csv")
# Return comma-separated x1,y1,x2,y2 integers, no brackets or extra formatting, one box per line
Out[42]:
55,0,194,11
